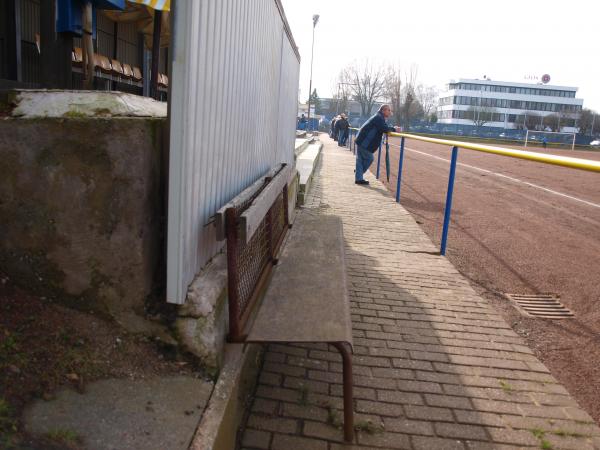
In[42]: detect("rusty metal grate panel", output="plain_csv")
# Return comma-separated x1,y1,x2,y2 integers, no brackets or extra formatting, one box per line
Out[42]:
505,293,574,319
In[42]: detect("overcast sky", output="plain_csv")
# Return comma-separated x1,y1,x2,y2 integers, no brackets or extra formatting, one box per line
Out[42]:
281,0,600,111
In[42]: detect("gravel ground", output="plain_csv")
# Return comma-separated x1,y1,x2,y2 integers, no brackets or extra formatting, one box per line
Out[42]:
369,136,600,424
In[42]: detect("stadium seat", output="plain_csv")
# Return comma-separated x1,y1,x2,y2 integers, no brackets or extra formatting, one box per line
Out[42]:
122,63,134,82
72,47,83,67
111,59,124,80
132,66,143,83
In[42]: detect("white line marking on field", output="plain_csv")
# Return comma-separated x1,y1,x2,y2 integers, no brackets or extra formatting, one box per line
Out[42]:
400,146,600,210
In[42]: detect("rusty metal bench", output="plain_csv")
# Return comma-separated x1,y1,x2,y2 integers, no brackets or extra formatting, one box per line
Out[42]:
215,164,355,442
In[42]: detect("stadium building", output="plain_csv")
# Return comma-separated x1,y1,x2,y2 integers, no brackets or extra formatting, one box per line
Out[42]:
437,78,583,132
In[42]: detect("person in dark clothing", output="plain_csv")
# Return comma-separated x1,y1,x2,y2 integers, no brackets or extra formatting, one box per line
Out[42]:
335,114,350,146
331,115,340,140
354,105,399,185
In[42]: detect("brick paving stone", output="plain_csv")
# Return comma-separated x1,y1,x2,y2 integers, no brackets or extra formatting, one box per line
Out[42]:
454,410,506,427
281,402,329,421
238,140,599,450
465,441,536,450
302,420,345,442
485,428,540,446
412,435,466,450
252,398,279,415
356,399,403,417
404,405,454,422
434,422,489,441
246,414,298,434
241,429,271,449
383,418,435,436
357,431,411,449
271,433,329,450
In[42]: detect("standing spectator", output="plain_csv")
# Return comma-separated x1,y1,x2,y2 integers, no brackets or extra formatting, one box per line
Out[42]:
331,115,340,141
336,114,350,146
354,105,399,185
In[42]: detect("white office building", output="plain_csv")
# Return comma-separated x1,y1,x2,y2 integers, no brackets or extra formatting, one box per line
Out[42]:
437,78,583,132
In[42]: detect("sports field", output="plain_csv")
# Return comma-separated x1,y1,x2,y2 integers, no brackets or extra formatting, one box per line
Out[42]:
373,136,600,422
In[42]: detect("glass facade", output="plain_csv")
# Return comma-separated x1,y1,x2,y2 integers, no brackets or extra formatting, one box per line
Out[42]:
440,95,582,113
447,82,576,98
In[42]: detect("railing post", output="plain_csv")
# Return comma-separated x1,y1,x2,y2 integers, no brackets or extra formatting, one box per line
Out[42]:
440,146,459,256
376,138,382,179
395,136,405,203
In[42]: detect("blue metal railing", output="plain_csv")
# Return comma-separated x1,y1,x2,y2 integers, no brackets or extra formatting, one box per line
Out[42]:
345,129,600,256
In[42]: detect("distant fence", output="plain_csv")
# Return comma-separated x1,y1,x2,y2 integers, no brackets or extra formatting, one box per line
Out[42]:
314,117,596,146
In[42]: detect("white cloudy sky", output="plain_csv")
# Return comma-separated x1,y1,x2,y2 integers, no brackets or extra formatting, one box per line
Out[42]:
281,0,600,111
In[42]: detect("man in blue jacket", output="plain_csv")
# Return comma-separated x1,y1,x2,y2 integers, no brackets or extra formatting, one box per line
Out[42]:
354,105,399,185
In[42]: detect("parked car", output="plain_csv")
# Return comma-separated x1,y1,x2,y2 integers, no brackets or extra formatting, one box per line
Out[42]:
590,140,600,147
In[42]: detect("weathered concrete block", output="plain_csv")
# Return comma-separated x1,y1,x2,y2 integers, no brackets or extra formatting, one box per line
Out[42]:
0,113,167,331
176,253,229,375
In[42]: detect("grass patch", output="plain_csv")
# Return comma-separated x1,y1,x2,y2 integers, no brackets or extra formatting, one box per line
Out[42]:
325,404,342,429
530,428,546,439
540,439,553,449
499,380,513,393
354,419,383,435
45,428,81,446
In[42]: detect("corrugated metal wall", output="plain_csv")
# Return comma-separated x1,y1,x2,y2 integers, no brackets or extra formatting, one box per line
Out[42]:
167,0,300,304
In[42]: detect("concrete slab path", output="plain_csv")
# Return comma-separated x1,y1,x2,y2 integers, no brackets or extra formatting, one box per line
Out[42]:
25,376,212,450
239,137,600,449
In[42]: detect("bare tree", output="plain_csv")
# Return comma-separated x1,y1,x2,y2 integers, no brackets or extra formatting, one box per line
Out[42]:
577,108,597,135
401,65,419,130
332,73,351,115
384,64,402,126
467,106,497,128
415,84,439,120
525,112,542,130
340,60,386,117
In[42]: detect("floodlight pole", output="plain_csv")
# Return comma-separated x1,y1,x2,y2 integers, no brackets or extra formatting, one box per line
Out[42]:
306,14,319,131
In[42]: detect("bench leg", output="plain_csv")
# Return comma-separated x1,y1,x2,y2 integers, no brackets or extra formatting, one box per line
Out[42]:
332,342,354,442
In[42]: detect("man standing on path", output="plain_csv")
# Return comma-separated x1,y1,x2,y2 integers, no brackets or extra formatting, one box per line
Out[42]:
354,105,399,185
336,114,349,147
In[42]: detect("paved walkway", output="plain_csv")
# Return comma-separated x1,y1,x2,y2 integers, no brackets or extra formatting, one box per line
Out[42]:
239,138,600,450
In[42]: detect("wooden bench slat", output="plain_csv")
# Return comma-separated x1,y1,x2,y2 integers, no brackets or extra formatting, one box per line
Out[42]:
214,164,283,241
238,165,291,244
246,214,352,347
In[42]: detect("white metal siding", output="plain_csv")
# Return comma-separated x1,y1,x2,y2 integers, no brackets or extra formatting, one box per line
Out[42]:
167,0,300,304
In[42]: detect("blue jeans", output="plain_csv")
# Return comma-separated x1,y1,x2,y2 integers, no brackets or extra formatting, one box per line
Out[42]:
355,146,374,181
338,129,348,146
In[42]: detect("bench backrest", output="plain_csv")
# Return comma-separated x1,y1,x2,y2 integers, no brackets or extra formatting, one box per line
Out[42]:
216,164,292,342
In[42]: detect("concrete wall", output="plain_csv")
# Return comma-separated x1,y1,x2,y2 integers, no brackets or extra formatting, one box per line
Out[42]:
0,116,168,331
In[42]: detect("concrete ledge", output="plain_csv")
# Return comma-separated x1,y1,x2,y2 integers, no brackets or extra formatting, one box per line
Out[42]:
294,138,310,158
176,253,229,376
296,140,323,205
189,343,262,450
7,90,167,118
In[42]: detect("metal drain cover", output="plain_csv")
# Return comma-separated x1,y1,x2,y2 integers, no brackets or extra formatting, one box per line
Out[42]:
504,293,574,319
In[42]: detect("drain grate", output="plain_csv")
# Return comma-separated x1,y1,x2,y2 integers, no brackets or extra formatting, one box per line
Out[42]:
504,293,574,319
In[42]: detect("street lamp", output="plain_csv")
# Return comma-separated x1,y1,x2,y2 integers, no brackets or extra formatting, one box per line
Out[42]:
307,14,319,132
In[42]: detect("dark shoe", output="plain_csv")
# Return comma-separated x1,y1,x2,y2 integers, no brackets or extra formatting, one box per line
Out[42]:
355,180,369,185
